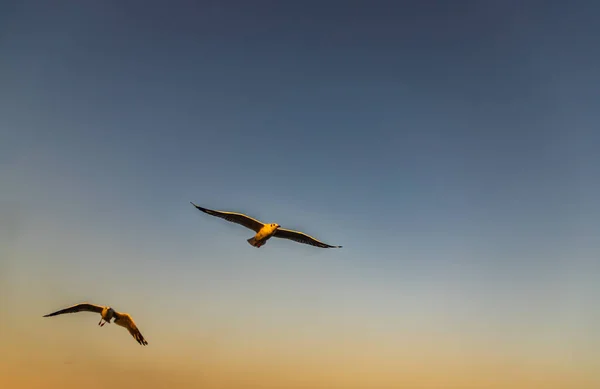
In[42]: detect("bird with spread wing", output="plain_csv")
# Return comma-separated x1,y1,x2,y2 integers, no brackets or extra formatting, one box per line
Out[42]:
43,302,148,346
190,202,342,249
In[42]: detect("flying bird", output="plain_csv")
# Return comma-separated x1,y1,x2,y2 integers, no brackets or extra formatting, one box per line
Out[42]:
43,302,148,346
190,202,342,249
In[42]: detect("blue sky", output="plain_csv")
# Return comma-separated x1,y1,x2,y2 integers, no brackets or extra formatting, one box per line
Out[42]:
1,1,599,386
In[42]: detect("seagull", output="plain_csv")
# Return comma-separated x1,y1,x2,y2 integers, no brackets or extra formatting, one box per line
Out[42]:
190,202,342,249
43,302,148,346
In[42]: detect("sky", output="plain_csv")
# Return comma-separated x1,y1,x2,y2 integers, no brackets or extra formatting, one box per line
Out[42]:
1,0,599,388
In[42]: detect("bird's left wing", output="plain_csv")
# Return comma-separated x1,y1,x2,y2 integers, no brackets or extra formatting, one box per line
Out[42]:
113,312,148,346
273,228,342,249
43,303,104,317
190,202,264,232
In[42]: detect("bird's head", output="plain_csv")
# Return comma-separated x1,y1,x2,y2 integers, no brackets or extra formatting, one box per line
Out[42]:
271,223,280,229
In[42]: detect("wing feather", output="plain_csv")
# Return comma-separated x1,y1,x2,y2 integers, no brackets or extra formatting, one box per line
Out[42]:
114,312,148,346
273,228,342,249
190,202,264,232
43,303,104,317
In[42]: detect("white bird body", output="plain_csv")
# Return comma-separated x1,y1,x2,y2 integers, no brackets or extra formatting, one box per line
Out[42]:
248,222,281,248
43,302,148,346
191,202,342,249
100,306,115,323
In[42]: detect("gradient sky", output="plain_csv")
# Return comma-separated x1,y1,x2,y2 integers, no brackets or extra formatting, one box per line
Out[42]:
1,1,599,388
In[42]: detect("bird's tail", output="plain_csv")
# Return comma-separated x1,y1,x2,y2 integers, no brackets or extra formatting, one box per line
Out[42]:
247,237,261,247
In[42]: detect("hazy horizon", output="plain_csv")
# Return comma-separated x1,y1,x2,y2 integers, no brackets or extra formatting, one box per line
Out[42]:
2,1,599,388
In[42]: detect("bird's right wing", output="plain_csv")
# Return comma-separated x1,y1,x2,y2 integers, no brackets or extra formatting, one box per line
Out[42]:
43,303,104,317
273,228,342,248
113,312,148,346
190,202,264,232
